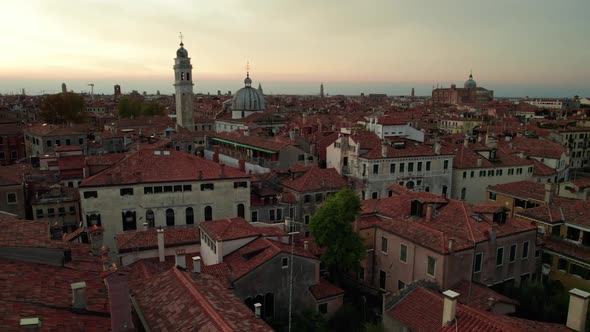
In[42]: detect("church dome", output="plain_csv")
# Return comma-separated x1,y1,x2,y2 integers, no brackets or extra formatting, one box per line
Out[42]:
232,73,266,111
464,73,477,89
176,43,188,58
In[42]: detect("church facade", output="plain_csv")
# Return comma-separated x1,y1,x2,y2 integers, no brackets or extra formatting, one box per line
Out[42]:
431,73,494,105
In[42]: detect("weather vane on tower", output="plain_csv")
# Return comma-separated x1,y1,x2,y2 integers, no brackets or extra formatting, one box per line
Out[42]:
246,61,250,77
179,32,184,46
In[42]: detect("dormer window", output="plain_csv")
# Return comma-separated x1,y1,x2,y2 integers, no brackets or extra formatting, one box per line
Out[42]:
493,211,507,224
490,149,497,160
410,200,423,217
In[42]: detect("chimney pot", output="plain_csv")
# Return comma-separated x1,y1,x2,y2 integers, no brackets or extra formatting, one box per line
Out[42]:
304,241,309,251
254,303,262,318
175,249,186,269
425,204,434,222
143,222,148,231
192,256,201,274
71,281,87,309
545,183,554,204
442,290,460,326
157,229,165,262
567,288,590,332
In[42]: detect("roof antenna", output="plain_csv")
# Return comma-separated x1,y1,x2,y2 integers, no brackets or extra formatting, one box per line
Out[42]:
179,32,184,46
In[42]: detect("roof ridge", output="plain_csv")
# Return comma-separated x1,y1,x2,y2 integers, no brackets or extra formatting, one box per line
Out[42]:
173,268,235,332
462,202,476,242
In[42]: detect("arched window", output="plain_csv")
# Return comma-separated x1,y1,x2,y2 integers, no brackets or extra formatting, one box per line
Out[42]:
181,72,185,81
442,185,448,196
122,211,136,231
186,73,190,81
166,209,175,226
460,188,466,200
264,293,274,319
186,207,194,225
146,209,155,228
237,204,245,218
406,181,415,190
204,206,213,221
424,186,430,192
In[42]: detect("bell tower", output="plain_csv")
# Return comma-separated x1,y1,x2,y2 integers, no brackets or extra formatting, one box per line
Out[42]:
173,32,195,131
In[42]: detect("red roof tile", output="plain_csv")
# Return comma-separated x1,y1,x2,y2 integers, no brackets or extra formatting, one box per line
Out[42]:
81,148,248,187
451,280,519,311
116,227,201,252
309,278,344,300
280,166,349,192
200,217,264,242
487,180,546,201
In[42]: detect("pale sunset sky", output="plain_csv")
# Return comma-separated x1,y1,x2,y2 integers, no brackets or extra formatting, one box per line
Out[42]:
0,0,588,97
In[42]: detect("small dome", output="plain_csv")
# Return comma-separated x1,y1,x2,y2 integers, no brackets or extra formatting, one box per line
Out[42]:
232,86,266,111
176,43,188,58
464,73,477,89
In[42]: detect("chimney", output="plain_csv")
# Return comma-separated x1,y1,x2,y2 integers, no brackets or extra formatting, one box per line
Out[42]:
544,183,554,204
302,113,308,125
244,128,249,136
175,249,186,269
254,303,262,318
425,204,434,222
71,281,87,309
157,229,165,262
192,256,201,274
213,145,220,163
304,241,309,251
20,318,42,329
105,271,135,332
567,288,590,332
442,290,460,326
143,222,148,231
238,159,246,172
381,141,388,158
448,238,455,253
434,140,441,155
463,138,468,148
477,158,482,167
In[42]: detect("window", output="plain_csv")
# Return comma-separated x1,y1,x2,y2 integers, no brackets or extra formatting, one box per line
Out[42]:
460,188,466,200
251,211,258,222
399,163,405,172
496,247,504,266
400,244,408,263
304,215,310,225
558,258,568,271
0,151,3,160
10,151,17,159
315,193,323,202
408,163,414,172
398,280,406,290
234,181,248,188
204,206,213,221
282,257,289,268
55,139,61,146
78,138,83,145
318,303,328,314
46,140,52,147
276,208,283,221
186,207,194,224
471,171,475,178
304,195,311,203
570,264,590,280
166,209,175,226
163,186,173,193
122,211,137,231
154,186,163,193
201,183,214,191
379,270,386,289
480,170,486,177
381,236,388,254
35,209,43,219
489,192,497,201
48,208,55,217
567,227,581,241
474,253,483,273
515,198,526,208
463,171,467,179
390,163,396,174
443,160,449,170
426,161,431,171
269,209,276,221
120,188,133,196
66,138,71,145
488,170,494,177
371,192,378,199
417,162,422,172
174,185,182,192
427,256,436,276
522,241,529,259
359,267,364,280
83,191,98,199
146,210,155,227
509,244,517,263
58,207,65,216
373,164,379,175
183,185,192,191
237,204,245,218
517,168,523,175
6,192,17,205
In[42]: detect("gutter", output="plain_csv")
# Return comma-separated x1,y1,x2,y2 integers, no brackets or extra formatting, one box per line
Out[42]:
130,295,151,332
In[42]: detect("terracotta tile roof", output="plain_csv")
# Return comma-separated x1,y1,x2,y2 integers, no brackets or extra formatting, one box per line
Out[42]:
0,217,69,250
362,141,454,159
543,236,590,265
200,217,263,242
487,180,546,201
359,193,536,254
63,226,85,242
387,287,569,332
451,280,519,311
569,177,590,190
533,159,557,176
280,166,349,192
81,148,248,187
516,198,587,225
25,124,88,137
58,154,85,171
498,137,566,160
309,278,344,300
223,237,318,282
116,227,201,252
450,143,533,169
131,268,273,331
349,130,381,150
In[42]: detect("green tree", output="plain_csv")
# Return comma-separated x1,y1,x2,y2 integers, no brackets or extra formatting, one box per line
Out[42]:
118,96,142,118
141,102,164,116
310,188,365,283
39,93,86,124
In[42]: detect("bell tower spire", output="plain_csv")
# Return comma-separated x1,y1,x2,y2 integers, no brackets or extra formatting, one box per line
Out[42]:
173,33,195,131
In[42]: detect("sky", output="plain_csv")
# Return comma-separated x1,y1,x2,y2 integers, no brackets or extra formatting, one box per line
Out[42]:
0,0,589,97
